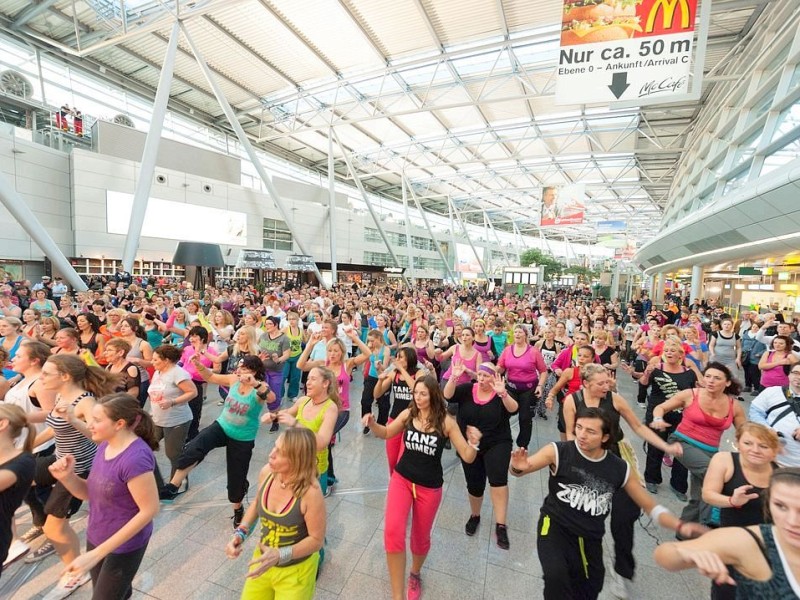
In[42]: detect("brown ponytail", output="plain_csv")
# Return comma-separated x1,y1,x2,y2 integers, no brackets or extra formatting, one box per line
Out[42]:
47,355,122,398
96,393,159,450
0,404,35,453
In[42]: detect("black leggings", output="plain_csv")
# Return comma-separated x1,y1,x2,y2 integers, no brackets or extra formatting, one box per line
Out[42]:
326,410,351,481
187,380,205,441
507,385,536,448
176,421,254,503
610,486,641,580
361,376,390,425
538,513,605,600
461,440,512,497
87,540,148,600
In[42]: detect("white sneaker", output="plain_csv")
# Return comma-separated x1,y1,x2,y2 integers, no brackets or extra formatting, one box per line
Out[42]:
608,572,633,599
2,539,29,566
42,572,91,600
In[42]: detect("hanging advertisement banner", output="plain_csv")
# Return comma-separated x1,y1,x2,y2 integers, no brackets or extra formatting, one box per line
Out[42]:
540,183,586,226
596,220,627,234
555,0,701,105
455,243,482,273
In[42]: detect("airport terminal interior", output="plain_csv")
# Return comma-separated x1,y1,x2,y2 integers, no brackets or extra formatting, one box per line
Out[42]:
2,0,800,598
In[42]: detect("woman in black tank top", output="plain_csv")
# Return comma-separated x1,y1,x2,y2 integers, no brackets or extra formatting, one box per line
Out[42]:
363,376,483,600
701,423,779,600
654,468,800,599
639,340,697,497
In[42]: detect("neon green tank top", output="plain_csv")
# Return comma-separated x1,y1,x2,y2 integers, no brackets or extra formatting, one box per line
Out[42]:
295,396,335,475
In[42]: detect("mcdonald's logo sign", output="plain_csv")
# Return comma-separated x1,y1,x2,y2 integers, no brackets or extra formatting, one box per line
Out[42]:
645,0,693,33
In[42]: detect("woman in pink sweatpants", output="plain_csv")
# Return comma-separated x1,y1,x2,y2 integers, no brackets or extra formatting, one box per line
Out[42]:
363,375,482,600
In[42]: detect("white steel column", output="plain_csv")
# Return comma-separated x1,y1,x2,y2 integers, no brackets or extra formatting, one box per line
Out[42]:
181,24,328,288
655,272,666,304
0,172,87,291
406,179,457,283
402,179,415,284
121,21,180,272
690,265,704,302
328,132,337,285
332,129,410,287
449,199,489,279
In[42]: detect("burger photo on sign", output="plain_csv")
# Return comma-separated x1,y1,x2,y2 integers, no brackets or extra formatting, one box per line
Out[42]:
561,0,643,46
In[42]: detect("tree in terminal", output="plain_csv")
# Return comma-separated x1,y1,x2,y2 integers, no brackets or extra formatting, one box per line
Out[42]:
519,249,564,282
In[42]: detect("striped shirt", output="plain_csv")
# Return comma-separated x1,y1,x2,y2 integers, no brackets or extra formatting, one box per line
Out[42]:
46,392,97,473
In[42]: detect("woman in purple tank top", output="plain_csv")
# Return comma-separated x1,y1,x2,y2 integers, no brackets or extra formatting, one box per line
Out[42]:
47,393,159,600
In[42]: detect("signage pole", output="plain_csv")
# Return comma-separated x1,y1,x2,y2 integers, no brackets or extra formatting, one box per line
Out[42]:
328,131,337,286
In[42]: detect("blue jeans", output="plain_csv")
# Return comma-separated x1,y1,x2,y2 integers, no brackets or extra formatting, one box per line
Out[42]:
283,355,301,399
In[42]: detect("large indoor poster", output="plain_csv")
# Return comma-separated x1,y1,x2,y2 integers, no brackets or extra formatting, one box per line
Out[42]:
455,243,482,273
540,184,586,226
106,191,247,245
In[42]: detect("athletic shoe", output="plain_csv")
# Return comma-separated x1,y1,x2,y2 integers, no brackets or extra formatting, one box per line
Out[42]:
609,572,633,599
670,486,688,502
663,455,673,468
737,396,745,402
323,485,333,498
232,506,245,529
645,482,658,494
750,390,760,397
3,540,29,567
743,386,752,393
407,572,422,600
495,524,510,550
637,400,646,409
270,421,280,433
42,571,91,600
19,525,44,544
159,483,180,503
24,541,55,562
465,515,480,536
217,399,224,406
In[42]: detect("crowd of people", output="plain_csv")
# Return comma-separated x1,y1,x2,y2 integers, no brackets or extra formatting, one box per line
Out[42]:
1,270,800,599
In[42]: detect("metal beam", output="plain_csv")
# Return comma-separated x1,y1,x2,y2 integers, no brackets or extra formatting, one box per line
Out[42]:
121,21,180,272
333,129,410,287
449,199,489,279
328,132,337,285
406,178,457,283
0,171,86,291
402,179,415,284
11,0,59,29
180,22,328,288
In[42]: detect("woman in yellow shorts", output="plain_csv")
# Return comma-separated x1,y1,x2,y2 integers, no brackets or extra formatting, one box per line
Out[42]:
225,427,325,600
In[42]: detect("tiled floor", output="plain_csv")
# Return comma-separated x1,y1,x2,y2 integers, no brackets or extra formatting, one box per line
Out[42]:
3,372,717,599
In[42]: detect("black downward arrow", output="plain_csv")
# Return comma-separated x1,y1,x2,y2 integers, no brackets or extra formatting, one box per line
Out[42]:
608,72,630,99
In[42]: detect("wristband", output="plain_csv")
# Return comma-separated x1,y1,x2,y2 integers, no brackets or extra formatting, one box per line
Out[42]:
468,442,480,452
510,465,524,475
277,545,293,566
649,503,672,524
652,416,664,422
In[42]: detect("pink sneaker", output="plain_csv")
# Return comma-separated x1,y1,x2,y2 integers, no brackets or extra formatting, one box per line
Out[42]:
407,572,422,600
663,455,673,468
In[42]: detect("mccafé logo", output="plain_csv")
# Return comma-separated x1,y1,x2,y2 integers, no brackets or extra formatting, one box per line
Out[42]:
645,0,692,33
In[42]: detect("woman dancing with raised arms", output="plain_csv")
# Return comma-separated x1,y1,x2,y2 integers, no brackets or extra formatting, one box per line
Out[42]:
363,375,482,600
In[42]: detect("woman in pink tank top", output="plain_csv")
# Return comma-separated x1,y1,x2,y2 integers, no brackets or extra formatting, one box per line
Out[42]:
651,362,746,526
437,327,481,385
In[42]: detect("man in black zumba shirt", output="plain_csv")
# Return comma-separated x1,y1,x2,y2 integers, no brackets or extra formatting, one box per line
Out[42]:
509,407,705,599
